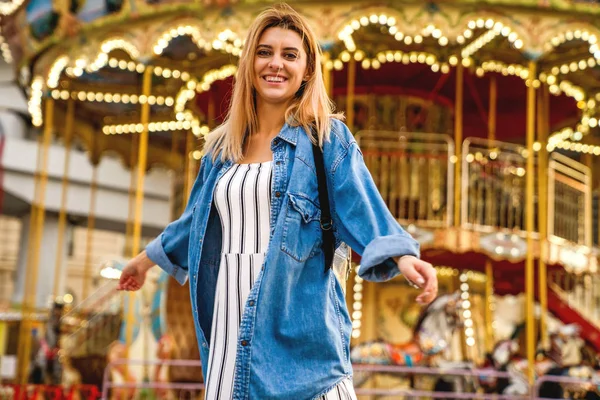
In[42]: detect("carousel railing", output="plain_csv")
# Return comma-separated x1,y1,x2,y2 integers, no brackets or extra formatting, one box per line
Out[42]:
352,364,530,399
355,131,454,228
101,359,204,400
548,269,599,327
548,152,592,247
460,137,537,236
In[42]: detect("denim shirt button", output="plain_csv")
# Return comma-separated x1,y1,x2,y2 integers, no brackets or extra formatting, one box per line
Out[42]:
276,161,281,165
202,342,208,348
241,340,248,346
248,300,255,306
275,191,281,197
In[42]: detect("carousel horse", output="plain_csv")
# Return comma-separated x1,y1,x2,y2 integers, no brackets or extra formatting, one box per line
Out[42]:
539,324,597,399
350,292,467,389
29,302,64,385
484,323,590,397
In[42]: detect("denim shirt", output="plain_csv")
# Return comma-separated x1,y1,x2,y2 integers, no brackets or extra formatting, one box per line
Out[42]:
146,119,420,399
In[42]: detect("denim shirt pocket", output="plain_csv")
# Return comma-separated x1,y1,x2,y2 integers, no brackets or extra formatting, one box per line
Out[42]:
281,192,322,263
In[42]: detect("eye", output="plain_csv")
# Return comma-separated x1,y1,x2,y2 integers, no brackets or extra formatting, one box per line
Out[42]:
284,52,298,60
257,49,272,57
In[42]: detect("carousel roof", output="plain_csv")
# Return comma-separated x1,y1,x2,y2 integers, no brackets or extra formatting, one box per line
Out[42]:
1,0,600,167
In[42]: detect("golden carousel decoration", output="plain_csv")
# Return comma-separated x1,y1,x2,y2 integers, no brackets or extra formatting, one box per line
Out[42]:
2,0,600,391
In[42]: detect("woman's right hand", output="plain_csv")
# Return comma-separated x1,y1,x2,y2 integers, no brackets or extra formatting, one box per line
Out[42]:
117,250,154,291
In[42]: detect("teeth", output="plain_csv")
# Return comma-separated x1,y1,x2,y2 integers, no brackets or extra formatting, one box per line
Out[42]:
266,76,284,82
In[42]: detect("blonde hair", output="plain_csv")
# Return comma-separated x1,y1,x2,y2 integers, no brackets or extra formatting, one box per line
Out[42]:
204,3,341,162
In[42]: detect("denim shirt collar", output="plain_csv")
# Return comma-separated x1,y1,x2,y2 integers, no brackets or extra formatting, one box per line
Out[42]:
277,122,300,146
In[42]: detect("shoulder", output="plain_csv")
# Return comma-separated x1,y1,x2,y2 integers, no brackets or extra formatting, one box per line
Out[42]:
327,117,356,151
198,152,218,180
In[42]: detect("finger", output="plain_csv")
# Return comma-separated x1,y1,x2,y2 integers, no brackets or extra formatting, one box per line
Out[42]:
401,264,426,288
423,268,438,294
414,260,437,291
416,291,435,304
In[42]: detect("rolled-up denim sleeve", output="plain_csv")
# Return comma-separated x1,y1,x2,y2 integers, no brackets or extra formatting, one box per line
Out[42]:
145,159,206,285
329,124,420,282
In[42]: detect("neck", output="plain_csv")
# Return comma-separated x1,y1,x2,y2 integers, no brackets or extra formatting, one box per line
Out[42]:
255,97,289,138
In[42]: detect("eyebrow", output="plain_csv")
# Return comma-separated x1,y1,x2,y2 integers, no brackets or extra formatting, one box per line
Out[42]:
256,44,300,52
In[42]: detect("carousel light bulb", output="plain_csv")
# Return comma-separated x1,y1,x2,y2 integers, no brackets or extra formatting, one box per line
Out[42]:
360,16,369,26
378,14,387,25
395,32,404,41
570,62,578,72
351,20,360,30
361,59,371,69
476,19,485,28
404,36,413,45
389,26,398,35
439,36,449,46
468,20,476,29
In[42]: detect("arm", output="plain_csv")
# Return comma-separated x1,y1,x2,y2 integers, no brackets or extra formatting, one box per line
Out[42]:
330,139,419,281
143,158,208,285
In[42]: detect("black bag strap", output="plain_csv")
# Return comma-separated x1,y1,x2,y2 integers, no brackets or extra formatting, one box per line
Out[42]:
311,129,335,273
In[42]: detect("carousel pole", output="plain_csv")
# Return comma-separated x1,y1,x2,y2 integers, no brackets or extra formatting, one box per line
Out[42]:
53,99,75,299
484,75,497,353
346,58,356,131
82,161,98,301
17,97,54,384
537,84,550,350
484,74,498,352
524,61,537,383
454,63,464,227
184,132,194,205
125,134,139,256
125,66,153,359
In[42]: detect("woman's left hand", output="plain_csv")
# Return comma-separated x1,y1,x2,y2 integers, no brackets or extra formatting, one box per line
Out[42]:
397,256,438,304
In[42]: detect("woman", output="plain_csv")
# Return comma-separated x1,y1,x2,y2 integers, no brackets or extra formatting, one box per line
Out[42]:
118,4,437,399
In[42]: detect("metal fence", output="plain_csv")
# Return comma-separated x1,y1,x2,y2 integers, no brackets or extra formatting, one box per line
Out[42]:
548,152,592,247
356,131,454,228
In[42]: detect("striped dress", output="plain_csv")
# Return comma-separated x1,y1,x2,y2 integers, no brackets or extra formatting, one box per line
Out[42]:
204,161,357,400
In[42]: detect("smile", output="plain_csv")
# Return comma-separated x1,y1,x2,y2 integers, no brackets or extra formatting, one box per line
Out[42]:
263,75,287,83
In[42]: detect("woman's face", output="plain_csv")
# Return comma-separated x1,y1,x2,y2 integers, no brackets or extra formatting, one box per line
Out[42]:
253,27,308,105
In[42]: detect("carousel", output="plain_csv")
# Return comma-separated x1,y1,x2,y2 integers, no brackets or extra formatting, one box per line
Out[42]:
2,0,600,397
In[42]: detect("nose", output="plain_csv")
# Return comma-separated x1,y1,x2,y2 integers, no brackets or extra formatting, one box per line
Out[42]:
268,55,283,70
